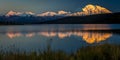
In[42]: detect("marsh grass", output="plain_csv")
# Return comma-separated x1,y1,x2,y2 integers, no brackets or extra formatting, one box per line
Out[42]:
0,44,120,60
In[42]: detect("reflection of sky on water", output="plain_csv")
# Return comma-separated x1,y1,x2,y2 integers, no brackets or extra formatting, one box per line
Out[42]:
0,24,119,53
0,24,119,32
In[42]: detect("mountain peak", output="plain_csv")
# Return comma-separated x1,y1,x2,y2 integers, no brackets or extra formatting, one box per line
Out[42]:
71,4,112,16
6,10,22,16
58,10,70,15
82,4,112,15
6,11,35,17
5,4,112,17
37,12,57,16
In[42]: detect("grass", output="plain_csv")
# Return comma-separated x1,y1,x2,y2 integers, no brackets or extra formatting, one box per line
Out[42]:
0,44,120,60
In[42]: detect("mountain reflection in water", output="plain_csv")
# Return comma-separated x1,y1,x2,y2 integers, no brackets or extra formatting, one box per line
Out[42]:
0,24,119,53
6,31,112,44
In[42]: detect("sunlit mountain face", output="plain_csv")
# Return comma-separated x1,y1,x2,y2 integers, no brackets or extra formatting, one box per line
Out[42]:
69,4,112,16
6,11,35,17
5,4,111,17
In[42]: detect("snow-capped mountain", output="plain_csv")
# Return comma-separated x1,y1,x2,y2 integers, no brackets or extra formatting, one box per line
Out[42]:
6,11,22,16
6,11,35,17
3,4,112,24
57,10,71,16
70,4,112,16
37,12,57,16
0,4,117,24
36,10,70,16
6,4,111,17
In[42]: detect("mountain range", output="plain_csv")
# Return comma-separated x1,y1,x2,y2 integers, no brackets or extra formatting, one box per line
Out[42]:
0,4,119,24
6,4,112,17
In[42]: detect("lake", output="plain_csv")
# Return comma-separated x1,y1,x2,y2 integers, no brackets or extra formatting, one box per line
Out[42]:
0,24,120,53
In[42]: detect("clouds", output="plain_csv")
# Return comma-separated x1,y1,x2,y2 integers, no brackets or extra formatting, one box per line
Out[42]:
6,4,112,17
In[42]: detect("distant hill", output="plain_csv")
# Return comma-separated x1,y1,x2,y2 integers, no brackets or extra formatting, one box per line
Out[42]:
41,12,120,24
0,15,63,25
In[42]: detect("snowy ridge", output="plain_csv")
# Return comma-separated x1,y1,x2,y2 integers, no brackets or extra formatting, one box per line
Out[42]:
6,4,112,17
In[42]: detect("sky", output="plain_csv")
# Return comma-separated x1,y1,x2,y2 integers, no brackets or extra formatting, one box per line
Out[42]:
0,0,120,14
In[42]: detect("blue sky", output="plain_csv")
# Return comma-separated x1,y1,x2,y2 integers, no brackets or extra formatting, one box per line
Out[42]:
0,0,120,14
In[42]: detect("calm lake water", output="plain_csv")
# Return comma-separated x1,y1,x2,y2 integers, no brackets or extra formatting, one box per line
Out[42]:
0,24,120,53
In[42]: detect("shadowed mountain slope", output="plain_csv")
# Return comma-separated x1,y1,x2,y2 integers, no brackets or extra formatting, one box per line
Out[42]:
41,12,120,24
